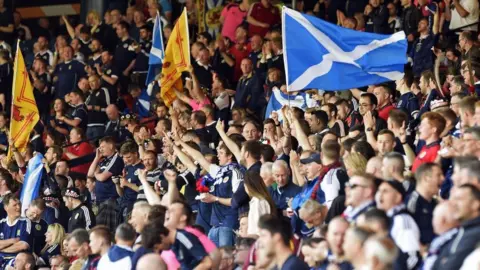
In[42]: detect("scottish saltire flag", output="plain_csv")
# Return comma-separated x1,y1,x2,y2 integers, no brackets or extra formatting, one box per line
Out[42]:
146,12,165,85
20,153,44,216
282,7,407,92
265,87,308,121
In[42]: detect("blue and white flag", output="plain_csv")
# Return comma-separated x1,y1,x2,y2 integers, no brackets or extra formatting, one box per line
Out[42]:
265,87,308,120
282,7,407,92
20,153,44,216
146,12,165,85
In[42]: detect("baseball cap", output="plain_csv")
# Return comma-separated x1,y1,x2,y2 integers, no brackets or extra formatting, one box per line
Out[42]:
300,153,321,164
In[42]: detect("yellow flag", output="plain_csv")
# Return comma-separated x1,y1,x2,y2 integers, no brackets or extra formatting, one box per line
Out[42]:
160,8,190,106
7,44,40,160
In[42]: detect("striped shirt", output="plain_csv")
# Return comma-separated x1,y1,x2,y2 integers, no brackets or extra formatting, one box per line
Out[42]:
137,167,162,201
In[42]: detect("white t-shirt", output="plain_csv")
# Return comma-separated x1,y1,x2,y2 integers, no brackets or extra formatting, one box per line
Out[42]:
247,197,271,236
449,0,479,31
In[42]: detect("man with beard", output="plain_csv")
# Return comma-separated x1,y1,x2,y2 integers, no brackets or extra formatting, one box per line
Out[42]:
87,38,103,74
25,198,48,256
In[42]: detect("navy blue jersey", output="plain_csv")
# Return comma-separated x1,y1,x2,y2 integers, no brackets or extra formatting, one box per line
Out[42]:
272,254,310,270
171,229,209,270
134,40,151,72
31,219,48,255
53,60,86,98
208,164,243,228
70,103,88,132
40,243,61,266
406,191,437,245
269,181,302,211
88,54,102,69
96,153,125,203
114,38,137,73
0,217,32,258
122,162,144,207
42,205,59,225
396,92,420,121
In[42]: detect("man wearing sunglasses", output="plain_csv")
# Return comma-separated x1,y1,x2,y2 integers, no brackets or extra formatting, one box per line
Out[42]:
343,173,377,223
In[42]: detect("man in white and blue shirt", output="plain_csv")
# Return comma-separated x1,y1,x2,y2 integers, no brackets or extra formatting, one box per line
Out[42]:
0,194,32,266
98,223,136,269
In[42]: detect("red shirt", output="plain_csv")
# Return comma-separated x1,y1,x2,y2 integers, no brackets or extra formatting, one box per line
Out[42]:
412,141,440,172
65,142,94,175
247,2,280,38
378,103,395,121
228,43,251,82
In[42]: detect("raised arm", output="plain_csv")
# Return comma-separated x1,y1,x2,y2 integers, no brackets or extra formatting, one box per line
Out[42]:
291,110,313,151
215,120,241,162
179,141,211,172
161,169,181,206
62,16,76,39
138,169,162,205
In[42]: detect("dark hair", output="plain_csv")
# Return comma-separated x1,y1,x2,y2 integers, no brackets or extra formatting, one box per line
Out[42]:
120,140,139,155
148,205,167,224
261,144,275,162
353,141,376,160
0,168,14,191
244,171,276,216
258,215,292,246
71,228,90,244
172,200,194,226
342,138,356,153
362,209,391,231
117,21,130,31
70,89,85,101
141,221,170,249
115,223,137,242
50,145,64,159
310,110,329,127
99,136,116,145
360,93,378,107
243,140,262,161
459,183,480,201
192,111,207,126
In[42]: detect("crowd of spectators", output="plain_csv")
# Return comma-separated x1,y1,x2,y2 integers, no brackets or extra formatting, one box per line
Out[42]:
0,0,478,269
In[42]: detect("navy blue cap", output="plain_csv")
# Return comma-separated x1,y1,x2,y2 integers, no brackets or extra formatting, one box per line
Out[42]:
300,153,321,164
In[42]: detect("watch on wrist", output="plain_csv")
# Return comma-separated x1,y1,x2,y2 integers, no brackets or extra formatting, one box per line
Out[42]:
215,197,219,202
366,127,373,132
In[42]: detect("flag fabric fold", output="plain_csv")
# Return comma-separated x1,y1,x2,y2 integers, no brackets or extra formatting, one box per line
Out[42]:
264,87,308,121
160,8,190,106
7,44,40,160
146,12,165,85
20,153,44,216
282,7,407,92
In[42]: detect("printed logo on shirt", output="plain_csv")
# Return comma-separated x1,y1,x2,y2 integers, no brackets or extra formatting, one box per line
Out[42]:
95,28,100,33
419,151,427,159
397,100,403,107
68,65,72,70
75,213,80,219
223,176,229,183
36,224,42,231
123,43,128,49
16,229,20,236
0,233,4,239
106,69,111,75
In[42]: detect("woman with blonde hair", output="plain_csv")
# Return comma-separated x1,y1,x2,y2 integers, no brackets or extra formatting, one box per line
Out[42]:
39,223,66,266
244,171,277,236
344,152,368,177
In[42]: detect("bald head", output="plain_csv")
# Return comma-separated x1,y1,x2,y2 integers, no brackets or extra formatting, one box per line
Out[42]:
433,201,459,235
137,254,167,270
106,104,119,121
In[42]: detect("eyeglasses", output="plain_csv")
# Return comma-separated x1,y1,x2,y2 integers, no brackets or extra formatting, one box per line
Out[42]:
345,182,369,189
359,103,372,107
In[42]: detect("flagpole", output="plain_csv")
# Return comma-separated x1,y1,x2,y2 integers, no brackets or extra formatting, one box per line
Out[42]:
184,7,191,65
